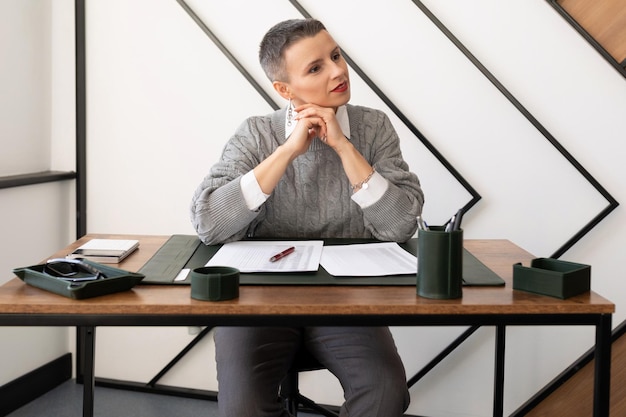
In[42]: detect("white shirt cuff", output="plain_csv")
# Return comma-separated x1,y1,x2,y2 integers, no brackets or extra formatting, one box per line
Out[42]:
350,172,388,208
241,171,269,211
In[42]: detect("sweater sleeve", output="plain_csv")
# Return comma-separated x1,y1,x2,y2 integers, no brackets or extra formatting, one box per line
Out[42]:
189,119,267,245
357,109,424,242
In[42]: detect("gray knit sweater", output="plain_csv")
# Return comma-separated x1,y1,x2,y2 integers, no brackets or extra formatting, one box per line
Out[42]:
190,104,424,245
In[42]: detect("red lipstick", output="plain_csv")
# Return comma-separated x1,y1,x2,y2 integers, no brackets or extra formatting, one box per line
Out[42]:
332,82,348,93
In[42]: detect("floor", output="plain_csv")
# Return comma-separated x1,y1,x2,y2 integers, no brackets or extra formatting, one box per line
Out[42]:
7,379,323,417
525,323,626,417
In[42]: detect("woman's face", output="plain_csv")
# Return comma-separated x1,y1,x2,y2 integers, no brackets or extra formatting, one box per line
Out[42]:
278,30,350,109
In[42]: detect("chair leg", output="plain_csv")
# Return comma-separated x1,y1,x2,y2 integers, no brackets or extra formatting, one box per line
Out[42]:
281,376,340,417
281,371,300,416
297,394,339,417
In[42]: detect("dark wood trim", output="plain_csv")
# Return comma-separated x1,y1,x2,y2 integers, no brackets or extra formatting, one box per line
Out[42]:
75,0,87,239
0,353,72,417
0,171,76,190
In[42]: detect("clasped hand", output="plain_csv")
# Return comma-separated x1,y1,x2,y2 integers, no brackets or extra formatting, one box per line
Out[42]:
285,104,349,157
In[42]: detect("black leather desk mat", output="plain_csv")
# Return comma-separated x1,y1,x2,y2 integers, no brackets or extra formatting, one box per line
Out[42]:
140,235,504,286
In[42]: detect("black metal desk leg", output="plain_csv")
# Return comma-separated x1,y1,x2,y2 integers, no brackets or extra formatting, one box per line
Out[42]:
594,314,612,417
81,326,96,417
493,325,506,417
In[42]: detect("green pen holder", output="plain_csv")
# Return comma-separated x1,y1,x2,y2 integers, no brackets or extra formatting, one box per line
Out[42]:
417,226,463,299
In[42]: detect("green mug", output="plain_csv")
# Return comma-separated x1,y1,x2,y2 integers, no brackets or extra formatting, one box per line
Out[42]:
190,266,239,301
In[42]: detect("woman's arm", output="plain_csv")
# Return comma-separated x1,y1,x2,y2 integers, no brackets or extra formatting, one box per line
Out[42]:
351,108,424,242
190,120,268,245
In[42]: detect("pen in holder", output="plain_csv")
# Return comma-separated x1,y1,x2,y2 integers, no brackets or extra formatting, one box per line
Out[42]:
417,226,463,299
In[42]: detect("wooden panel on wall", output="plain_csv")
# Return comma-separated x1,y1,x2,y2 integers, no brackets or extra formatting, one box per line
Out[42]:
558,0,626,65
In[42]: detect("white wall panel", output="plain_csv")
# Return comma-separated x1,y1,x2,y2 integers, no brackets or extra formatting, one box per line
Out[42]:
0,181,74,385
0,0,51,176
85,0,272,235
0,0,74,388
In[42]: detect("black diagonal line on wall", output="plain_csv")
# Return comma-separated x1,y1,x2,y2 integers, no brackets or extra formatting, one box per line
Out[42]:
289,0,481,215
176,0,618,257
547,0,626,78
410,0,619,258
176,0,481,217
176,0,279,111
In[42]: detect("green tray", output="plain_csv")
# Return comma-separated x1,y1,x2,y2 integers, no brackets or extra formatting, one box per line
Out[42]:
13,260,144,299
513,258,590,299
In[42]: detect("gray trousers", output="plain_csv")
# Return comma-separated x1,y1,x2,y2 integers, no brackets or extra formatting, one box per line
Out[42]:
214,326,410,417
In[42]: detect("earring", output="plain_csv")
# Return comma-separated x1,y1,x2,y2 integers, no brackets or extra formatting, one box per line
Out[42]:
287,98,294,127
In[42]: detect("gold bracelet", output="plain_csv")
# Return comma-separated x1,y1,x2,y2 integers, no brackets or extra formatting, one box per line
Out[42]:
351,168,375,192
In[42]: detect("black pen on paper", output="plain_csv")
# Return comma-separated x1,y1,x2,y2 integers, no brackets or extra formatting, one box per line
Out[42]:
269,246,295,262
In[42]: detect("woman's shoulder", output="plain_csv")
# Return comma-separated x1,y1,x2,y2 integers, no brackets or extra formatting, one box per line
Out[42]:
237,110,275,129
346,104,390,131
233,108,285,138
347,104,388,120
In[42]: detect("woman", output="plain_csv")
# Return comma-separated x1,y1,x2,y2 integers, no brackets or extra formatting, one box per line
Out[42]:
191,18,423,417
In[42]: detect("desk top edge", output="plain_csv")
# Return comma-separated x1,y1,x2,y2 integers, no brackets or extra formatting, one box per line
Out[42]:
0,234,615,317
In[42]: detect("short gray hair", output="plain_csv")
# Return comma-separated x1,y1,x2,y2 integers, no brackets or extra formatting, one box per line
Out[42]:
259,19,327,82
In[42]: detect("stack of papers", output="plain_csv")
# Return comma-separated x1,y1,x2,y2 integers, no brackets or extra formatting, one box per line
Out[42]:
205,241,417,277
206,241,324,273
321,242,417,276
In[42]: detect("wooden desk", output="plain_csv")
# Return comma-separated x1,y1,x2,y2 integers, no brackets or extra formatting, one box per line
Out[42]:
0,235,615,417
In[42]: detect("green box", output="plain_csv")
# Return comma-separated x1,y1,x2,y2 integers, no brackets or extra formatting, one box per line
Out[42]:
513,258,590,299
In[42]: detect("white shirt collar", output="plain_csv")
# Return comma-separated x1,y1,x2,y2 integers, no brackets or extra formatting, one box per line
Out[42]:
285,104,351,140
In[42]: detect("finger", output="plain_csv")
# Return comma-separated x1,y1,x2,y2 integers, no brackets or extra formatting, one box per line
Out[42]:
307,125,326,141
293,103,322,113
300,116,326,133
294,105,333,120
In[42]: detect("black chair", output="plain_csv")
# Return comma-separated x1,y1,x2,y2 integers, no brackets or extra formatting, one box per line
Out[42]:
280,346,339,417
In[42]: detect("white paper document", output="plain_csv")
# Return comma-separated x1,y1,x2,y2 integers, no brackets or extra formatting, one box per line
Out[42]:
320,242,417,277
206,240,324,273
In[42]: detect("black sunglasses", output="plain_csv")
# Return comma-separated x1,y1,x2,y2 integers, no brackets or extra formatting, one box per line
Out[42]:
44,258,107,282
